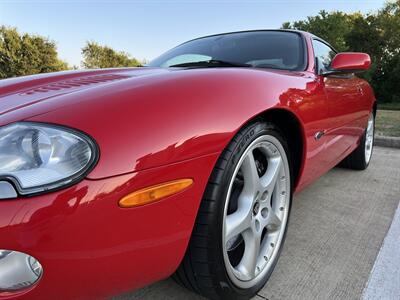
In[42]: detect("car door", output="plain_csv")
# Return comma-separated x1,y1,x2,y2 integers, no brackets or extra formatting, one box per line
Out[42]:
312,39,365,165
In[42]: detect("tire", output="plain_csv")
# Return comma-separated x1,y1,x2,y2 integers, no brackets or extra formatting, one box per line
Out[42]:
174,121,293,300
340,113,375,170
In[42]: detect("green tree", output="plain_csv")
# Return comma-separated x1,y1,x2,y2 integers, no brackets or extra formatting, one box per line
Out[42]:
0,26,68,79
282,1,400,103
282,10,352,51
81,41,141,69
373,1,400,103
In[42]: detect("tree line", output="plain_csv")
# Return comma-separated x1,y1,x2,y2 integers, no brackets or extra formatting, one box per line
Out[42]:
0,26,143,79
1,1,399,104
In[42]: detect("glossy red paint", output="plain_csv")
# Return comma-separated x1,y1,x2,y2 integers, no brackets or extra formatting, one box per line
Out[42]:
331,52,371,71
0,31,375,299
0,153,219,300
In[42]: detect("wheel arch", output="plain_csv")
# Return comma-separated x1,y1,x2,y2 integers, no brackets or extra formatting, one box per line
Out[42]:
238,107,306,191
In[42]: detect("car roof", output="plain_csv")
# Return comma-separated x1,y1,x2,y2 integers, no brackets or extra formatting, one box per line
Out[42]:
183,29,334,51
185,29,309,42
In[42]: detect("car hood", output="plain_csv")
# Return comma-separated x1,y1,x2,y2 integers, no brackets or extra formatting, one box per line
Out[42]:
0,67,170,120
0,66,305,179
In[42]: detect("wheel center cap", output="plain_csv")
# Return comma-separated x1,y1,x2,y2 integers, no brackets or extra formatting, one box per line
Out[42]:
253,202,260,215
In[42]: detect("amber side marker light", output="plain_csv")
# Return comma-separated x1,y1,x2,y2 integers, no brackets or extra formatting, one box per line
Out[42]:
119,178,194,208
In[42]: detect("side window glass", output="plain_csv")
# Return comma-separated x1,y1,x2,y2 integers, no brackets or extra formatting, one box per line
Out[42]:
312,40,336,73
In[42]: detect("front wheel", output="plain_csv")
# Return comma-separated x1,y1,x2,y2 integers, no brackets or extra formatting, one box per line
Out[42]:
174,122,292,300
340,112,375,170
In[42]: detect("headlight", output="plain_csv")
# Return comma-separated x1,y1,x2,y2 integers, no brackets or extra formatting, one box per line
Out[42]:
0,122,98,198
0,250,43,292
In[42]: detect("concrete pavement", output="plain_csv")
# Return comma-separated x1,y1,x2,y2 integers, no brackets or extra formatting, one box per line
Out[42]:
114,146,400,300
362,202,400,300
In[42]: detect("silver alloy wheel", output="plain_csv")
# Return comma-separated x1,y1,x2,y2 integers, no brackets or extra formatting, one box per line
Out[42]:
365,113,374,164
222,135,291,289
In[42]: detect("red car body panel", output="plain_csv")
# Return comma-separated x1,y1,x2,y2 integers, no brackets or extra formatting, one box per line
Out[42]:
0,153,219,299
0,31,375,299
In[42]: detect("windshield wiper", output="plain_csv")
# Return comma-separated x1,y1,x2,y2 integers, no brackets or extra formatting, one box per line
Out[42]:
169,59,252,68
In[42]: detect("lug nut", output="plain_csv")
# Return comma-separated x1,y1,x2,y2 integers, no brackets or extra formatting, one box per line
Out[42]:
261,191,268,200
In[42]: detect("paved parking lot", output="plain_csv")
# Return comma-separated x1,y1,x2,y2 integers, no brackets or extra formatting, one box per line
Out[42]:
114,146,400,300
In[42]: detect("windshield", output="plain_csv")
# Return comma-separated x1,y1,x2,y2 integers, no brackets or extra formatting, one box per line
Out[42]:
148,31,305,71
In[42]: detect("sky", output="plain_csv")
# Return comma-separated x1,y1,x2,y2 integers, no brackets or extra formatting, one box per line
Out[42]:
0,0,387,67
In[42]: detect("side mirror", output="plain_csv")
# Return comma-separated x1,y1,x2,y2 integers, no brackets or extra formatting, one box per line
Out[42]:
322,52,371,76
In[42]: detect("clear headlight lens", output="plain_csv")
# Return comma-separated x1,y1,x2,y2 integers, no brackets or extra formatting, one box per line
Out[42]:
0,122,98,197
0,250,43,291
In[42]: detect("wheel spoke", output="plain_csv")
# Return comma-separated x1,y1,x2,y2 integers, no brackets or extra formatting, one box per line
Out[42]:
225,201,251,241
264,210,282,233
241,151,261,195
236,229,261,279
260,156,282,192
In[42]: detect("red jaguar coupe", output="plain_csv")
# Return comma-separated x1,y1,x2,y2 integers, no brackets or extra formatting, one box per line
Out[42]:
0,30,375,300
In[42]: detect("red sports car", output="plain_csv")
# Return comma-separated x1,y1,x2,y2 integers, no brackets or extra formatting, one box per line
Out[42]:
0,30,375,300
